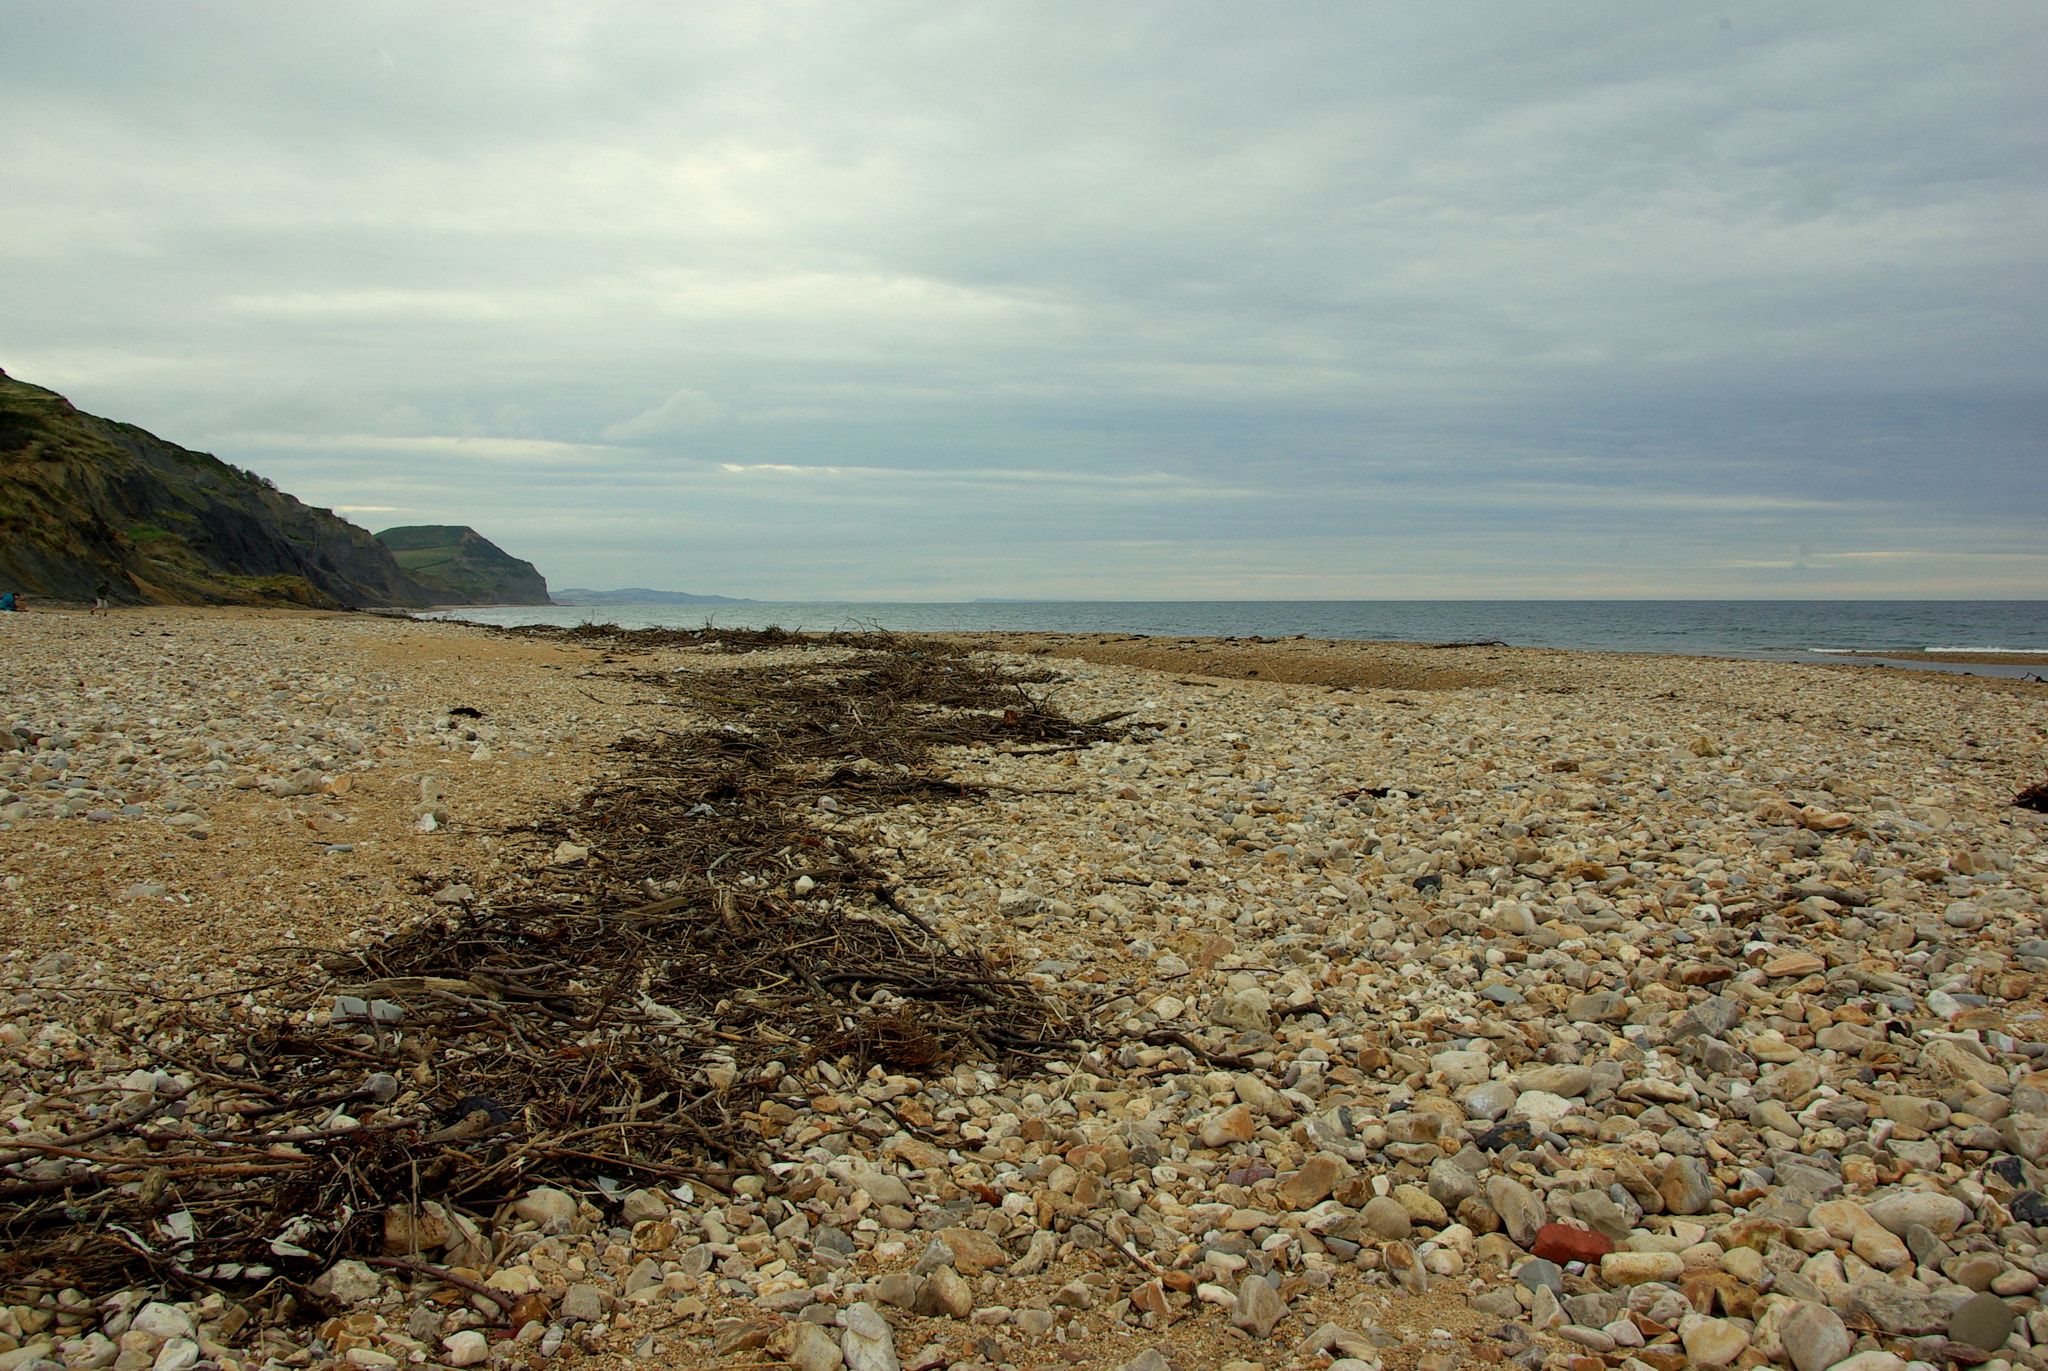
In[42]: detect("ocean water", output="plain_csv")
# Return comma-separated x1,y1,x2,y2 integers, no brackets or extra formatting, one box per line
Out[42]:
430,600,2048,676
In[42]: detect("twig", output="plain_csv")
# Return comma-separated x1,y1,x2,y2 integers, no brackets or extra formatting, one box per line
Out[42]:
366,1257,518,1321
0,1082,196,1166
1065,1216,1163,1276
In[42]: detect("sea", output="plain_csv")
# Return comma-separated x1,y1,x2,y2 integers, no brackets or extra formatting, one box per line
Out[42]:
427,600,2048,679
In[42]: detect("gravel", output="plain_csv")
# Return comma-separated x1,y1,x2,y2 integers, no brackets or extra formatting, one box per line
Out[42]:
3,607,2047,1371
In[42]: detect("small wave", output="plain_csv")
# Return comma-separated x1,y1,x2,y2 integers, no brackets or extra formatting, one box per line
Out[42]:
1925,646,2030,654
1805,648,1857,655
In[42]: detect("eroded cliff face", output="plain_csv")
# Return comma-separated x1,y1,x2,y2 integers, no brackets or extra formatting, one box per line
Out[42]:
374,525,552,605
0,370,440,607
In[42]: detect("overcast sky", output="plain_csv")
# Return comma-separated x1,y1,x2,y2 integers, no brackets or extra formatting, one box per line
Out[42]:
5,2,2045,599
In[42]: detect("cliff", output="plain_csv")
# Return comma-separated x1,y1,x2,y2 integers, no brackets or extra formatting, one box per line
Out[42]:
374,525,552,605
0,369,516,609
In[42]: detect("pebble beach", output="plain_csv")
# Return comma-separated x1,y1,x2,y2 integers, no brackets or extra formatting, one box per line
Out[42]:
5,607,2048,1371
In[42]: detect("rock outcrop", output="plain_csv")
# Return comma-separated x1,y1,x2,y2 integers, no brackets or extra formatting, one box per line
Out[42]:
0,369,519,608
373,525,551,605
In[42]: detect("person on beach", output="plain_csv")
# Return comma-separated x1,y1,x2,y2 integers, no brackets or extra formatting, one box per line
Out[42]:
92,582,110,615
0,592,14,611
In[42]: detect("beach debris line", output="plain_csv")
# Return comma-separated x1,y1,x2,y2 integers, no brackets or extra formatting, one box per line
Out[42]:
0,628,1135,1302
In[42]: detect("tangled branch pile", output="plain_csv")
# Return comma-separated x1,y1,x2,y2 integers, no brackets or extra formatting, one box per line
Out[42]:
1,629,1126,1302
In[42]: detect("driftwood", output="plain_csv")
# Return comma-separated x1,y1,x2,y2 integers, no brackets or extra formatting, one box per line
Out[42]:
3,627,1125,1298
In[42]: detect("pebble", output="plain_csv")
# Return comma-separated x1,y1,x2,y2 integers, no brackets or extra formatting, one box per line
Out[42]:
9,614,2048,1371
1228,1274,1285,1338
1777,1301,1853,1371
1602,1251,1684,1284
1361,1195,1412,1239
838,1303,898,1371
1948,1292,2017,1352
1867,1190,1973,1238
1679,1314,1750,1367
440,1331,488,1367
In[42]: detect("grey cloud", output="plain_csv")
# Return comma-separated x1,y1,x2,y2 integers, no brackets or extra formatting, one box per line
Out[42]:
1,2,2043,597
602,390,725,440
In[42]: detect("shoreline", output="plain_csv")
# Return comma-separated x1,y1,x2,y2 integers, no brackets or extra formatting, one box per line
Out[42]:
4,607,2048,1371
426,605,2048,681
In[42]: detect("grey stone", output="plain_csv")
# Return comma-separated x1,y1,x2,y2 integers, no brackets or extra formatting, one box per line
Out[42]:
1772,1272,1826,1304
872,1273,922,1310
1429,1158,1479,1208
559,1283,606,1323
1362,1196,1413,1240
1948,1293,2016,1353
1565,1293,1625,1327
1670,997,1744,1040
911,1237,956,1275
1775,1161,1846,1206
1119,1353,1174,1371
1516,1258,1564,1296
1305,1108,1376,1162
1570,1189,1633,1243
1230,1274,1286,1338
1904,1224,1954,1269
618,1188,669,1225
1015,1308,1057,1338
840,1302,900,1371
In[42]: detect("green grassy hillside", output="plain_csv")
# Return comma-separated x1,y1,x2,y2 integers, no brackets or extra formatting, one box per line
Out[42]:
372,525,551,605
0,369,437,607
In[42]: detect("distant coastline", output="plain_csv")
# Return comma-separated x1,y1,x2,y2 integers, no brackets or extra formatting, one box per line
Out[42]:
549,587,757,605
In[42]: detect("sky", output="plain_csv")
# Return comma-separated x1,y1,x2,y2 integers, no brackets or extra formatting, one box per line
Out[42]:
4,2,2046,600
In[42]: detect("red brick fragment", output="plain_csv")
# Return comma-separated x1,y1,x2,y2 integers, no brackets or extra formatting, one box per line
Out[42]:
1532,1222,1614,1264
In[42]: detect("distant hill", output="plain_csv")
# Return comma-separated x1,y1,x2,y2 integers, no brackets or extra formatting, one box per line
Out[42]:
0,368,438,608
374,525,551,605
551,587,756,605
